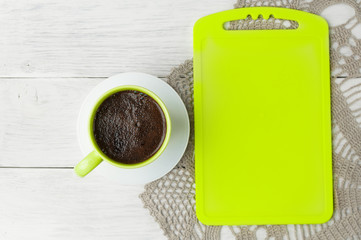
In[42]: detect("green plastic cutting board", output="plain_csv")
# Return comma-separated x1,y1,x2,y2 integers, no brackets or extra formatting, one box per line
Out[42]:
194,7,333,225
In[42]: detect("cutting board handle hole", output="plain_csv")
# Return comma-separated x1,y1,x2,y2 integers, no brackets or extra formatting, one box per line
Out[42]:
223,15,299,30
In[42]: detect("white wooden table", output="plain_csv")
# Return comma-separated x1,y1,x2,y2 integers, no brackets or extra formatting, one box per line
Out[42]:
0,1,353,239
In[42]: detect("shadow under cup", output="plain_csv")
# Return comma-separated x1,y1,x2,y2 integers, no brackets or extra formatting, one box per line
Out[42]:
74,85,171,177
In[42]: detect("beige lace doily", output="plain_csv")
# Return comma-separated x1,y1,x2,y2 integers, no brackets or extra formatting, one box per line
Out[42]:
140,1,361,239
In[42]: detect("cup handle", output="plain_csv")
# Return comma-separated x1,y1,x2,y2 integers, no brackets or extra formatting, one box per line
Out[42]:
74,151,103,177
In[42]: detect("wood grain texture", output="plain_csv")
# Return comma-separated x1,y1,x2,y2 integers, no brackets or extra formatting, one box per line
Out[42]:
0,1,347,239
0,0,234,77
0,168,165,240
0,78,103,167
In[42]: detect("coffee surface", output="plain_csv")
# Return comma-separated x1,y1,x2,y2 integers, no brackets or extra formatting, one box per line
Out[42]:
93,90,167,164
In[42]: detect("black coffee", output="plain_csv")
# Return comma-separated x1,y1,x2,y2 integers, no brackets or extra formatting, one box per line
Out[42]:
93,90,167,164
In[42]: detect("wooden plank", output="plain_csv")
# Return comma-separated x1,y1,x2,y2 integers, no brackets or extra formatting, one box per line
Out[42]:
0,168,165,240
0,78,102,167
1,76,358,168
0,0,234,77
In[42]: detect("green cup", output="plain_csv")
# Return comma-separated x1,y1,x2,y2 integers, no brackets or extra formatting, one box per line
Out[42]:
74,85,171,177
